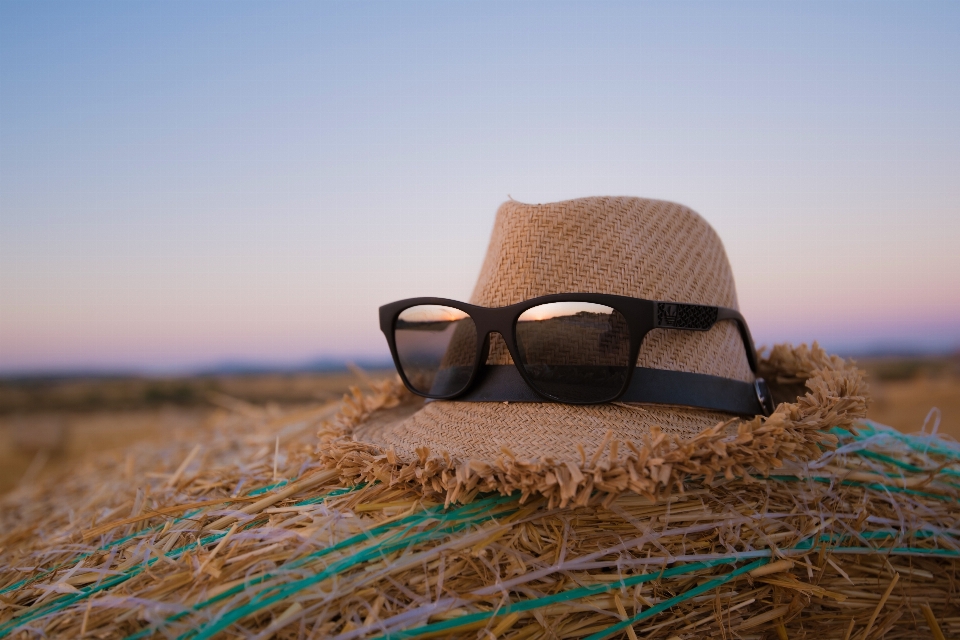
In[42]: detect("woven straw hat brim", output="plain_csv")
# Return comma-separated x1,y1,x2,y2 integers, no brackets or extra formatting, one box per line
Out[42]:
320,343,869,507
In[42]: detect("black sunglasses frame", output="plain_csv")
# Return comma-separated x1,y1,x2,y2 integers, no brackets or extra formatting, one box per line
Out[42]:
379,293,758,405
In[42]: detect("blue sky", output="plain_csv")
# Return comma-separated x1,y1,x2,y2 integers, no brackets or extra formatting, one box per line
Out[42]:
1,1,959,373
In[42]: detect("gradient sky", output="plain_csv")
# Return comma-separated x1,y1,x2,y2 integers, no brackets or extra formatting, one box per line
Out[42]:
1,1,959,374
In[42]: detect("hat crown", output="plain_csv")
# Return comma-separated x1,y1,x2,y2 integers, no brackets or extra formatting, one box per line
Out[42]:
471,196,752,382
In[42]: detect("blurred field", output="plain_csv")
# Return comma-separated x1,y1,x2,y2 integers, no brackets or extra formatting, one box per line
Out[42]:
860,354,960,437
1,356,957,495
0,370,394,495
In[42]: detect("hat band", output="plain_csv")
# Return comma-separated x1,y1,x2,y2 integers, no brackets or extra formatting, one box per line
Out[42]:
445,365,773,416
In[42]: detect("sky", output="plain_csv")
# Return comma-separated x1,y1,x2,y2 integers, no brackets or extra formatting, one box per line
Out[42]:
1,1,959,374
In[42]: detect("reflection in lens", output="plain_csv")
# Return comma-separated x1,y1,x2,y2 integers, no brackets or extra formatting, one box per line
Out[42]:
394,305,478,397
516,302,631,403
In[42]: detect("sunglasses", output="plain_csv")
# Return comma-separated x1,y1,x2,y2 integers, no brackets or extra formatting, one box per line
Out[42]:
379,294,773,415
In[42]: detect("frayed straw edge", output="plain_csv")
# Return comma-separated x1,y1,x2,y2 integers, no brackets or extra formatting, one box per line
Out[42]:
317,343,869,509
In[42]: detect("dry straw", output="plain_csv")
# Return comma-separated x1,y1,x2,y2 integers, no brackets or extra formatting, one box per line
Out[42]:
1,349,958,639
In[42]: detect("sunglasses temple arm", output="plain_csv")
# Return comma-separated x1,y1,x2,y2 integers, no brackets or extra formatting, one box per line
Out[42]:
715,307,759,373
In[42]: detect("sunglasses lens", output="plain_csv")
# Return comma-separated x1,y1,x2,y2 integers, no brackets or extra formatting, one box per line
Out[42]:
516,302,631,403
394,305,478,397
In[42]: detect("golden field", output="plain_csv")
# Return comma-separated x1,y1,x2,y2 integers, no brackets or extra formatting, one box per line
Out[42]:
1,356,957,495
0,370,394,495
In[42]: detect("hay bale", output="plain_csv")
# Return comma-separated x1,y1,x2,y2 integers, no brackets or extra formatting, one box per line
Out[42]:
1,391,958,639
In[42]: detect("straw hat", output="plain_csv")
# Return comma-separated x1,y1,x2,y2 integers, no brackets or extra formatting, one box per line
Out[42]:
322,196,868,506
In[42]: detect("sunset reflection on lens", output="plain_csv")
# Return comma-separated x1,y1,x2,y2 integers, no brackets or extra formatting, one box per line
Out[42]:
516,302,630,402
394,305,477,397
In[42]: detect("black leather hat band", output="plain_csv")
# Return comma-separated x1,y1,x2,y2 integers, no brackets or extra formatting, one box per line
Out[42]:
445,365,773,417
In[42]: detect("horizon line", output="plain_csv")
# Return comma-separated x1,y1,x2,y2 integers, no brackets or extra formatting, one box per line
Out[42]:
2,343,959,380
